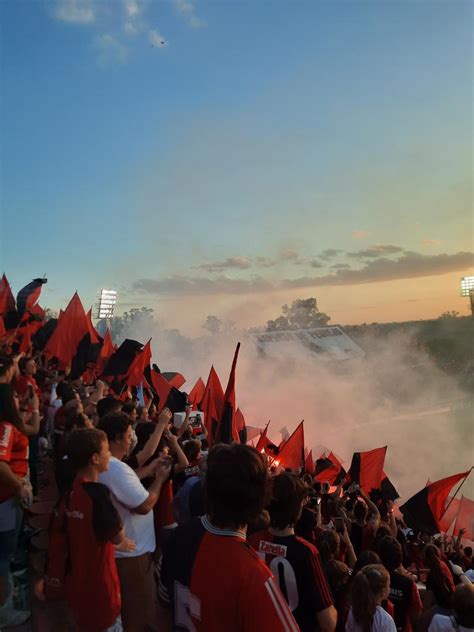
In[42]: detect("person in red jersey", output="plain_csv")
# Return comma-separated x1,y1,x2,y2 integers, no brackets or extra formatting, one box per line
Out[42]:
64,428,130,632
158,443,300,632
249,472,337,632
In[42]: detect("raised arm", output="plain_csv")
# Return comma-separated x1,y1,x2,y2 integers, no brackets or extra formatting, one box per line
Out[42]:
133,408,172,468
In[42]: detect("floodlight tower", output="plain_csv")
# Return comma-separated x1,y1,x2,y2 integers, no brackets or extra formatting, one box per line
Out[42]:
97,289,118,330
460,276,474,317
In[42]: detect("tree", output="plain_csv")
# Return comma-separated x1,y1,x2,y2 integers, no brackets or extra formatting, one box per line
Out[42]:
97,307,155,341
266,298,330,331
438,311,460,320
202,315,236,335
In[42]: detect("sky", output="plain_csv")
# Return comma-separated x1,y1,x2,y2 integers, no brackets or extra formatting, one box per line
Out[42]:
1,0,473,334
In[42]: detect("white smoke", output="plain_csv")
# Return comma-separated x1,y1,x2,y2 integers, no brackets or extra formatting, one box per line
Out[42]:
116,316,473,503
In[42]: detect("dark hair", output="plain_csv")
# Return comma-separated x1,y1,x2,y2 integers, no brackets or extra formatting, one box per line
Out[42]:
0,355,14,379
325,559,351,596
351,564,390,632
318,529,341,566
464,546,472,557
183,439,201,463
62,387,78,405
424,543,453,608
452,584,474,627
205,444,271,529
65,428,107,470
97,412,131,443
18,357,35,375
353,550,381,577
64,412,90,434
268,472,306,529
122,402,136,416
379,536,403,571
0,383,24,431
96,396,121,419
56,381,70,399
354,500,367,522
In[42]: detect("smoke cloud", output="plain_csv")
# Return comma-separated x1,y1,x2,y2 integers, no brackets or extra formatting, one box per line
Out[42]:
116,315,473,503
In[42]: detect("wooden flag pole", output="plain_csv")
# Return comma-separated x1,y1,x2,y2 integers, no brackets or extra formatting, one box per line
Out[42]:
442,466,473,517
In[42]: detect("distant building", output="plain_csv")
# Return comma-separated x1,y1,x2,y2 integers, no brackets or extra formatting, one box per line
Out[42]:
249,326,365,361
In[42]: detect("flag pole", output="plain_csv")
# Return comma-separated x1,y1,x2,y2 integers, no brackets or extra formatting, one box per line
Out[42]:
442,467,473,517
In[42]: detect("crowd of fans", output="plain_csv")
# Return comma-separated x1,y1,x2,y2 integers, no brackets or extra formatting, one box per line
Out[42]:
0,351,472,632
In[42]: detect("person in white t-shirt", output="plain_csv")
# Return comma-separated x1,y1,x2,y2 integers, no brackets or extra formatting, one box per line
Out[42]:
429,584,474,632
346,564,397,632
98,410,172,632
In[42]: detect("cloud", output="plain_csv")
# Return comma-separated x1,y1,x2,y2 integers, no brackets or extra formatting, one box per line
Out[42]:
319,248,343,260
149,29,167,47
281,248,299,261
54,0,96,24
95,34,128,67
420,239,441,247
352,230,370,240
172,0,206,28
132,251,474,297
310,260,323,268
347,244,405,259
195,256,251,272
330,263,351,270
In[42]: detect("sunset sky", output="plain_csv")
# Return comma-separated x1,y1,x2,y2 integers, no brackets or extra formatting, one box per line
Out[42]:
1,0,473,334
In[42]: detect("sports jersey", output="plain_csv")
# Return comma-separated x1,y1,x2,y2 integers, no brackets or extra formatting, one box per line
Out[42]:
14,375,41,401
65,476,122,632
159,515,300,632
388,571,422,632
350,521,375,556
249,529,333,632
0,422,29,502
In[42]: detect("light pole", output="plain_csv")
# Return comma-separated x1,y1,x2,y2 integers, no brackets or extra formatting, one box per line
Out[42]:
97,289,118,331
460,276,474,318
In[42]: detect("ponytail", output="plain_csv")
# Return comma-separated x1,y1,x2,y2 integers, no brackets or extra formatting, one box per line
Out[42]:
351,564,389,632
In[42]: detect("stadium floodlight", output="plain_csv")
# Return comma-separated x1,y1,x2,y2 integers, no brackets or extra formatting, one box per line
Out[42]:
460,276,474,317
97,289,117,320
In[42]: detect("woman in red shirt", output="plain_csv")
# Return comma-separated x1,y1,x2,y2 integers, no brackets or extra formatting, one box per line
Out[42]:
0,364,41,627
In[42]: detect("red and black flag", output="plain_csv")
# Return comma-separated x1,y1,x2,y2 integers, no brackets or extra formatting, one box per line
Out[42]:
94,329,116,377
102,339,143,378
235,407,247,445
304,450,315,475
149,368,188,413
315,451,346,485
199,366,225,441
276,420,305,471
380,471,400,502
400,470,471,535
125,339,152,388
348,446,387,494
188,377,205,408
16,278,47,317
439,497,459,533
215,343,240,445
255,421,271,453
161,372,186,390
43,293,99,378
0,275,15,318
453,495,474,541
18,322,32,354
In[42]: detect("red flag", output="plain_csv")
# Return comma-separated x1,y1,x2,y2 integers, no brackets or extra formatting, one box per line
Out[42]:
215,343,240,444
277,421,305,471
0,274,15,317
256,421,271,453
150,370,172,412
305,450,315,475
43,293,89,369
349,446,387,494
188,377,205,408
235,407,247,444
0,318,6,340
125,339,152,388
453,495,474,541
400,470,471,535
19,323,32,353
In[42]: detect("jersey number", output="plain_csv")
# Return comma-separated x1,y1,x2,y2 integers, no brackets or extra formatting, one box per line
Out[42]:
267,556,299,611
174,582,201,632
